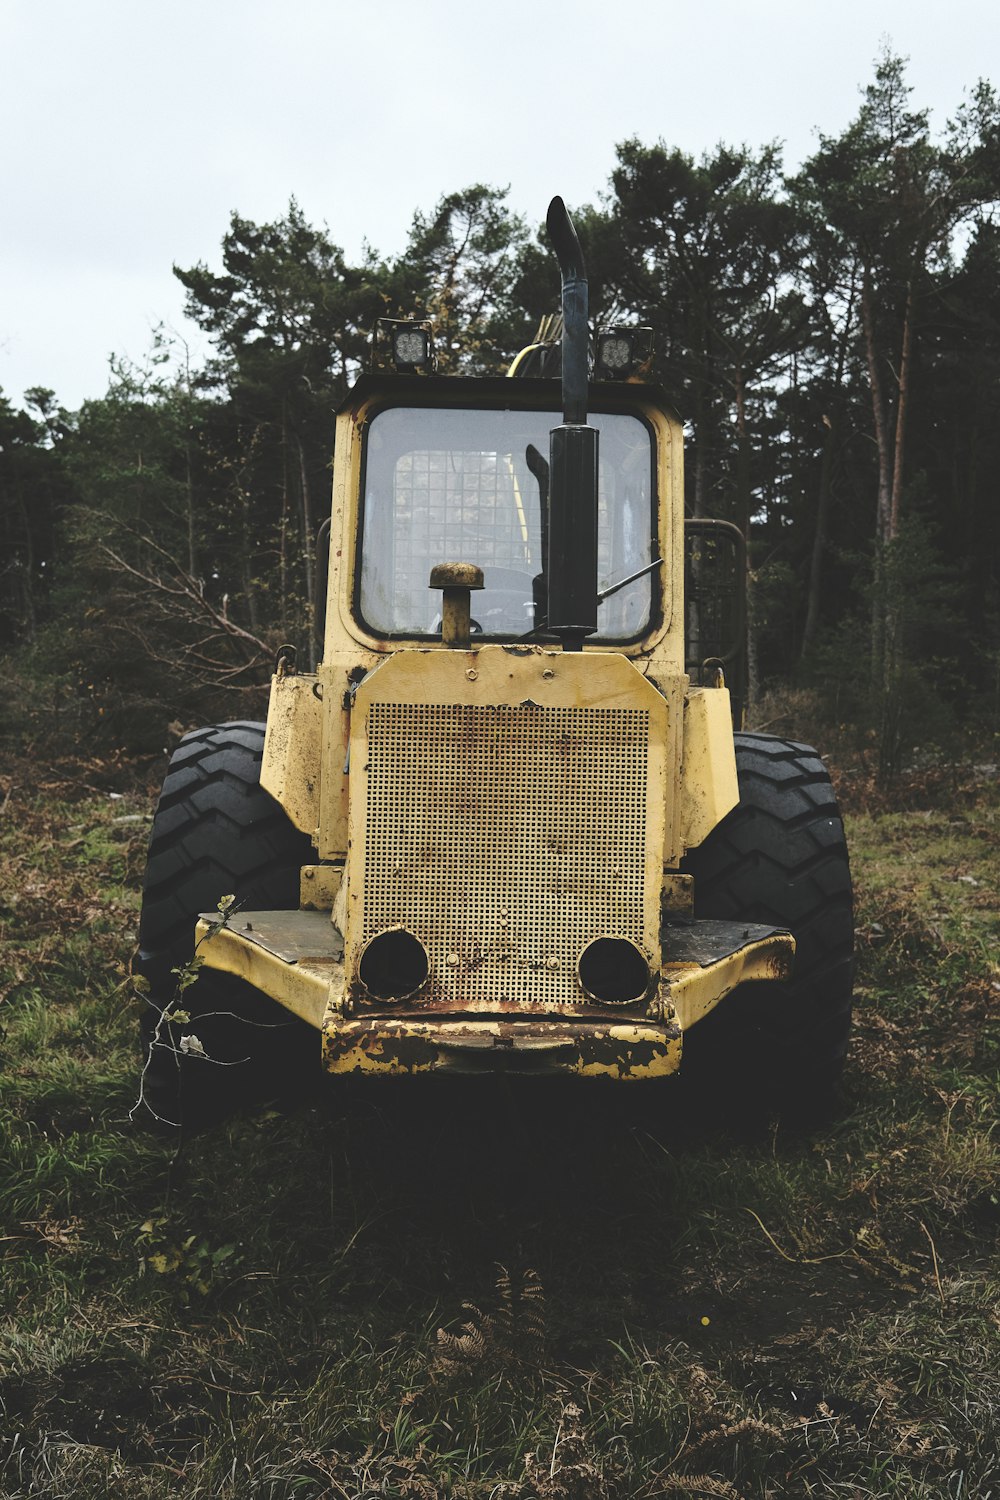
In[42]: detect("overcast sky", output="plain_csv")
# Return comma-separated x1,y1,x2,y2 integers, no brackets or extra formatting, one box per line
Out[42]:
3,0,997,410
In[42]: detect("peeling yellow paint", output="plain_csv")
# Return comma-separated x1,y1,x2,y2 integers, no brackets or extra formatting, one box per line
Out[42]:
678,688,740,851
299,864,343,911
261,673,325,836
320,1015,683,1078
658,931,796,1031
195,914,340,1031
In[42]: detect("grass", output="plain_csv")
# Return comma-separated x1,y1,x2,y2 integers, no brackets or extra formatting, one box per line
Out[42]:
1,752,999,1497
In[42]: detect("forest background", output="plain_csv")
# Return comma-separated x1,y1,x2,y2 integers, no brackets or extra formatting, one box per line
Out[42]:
2,51,999,779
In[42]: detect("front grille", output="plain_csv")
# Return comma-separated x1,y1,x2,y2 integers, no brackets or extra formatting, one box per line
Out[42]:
362,701,650,1007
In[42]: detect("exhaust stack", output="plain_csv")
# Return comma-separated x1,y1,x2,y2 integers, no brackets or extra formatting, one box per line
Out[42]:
545,196,598,651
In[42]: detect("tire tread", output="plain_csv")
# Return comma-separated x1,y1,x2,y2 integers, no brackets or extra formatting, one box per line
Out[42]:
680,731,854,1113
134,721,316,1131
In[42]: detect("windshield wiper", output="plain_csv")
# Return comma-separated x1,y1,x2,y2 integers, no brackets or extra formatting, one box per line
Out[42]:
597,556,663,604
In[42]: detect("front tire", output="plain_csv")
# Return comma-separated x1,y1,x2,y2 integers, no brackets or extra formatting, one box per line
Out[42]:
680,733,854,1116
134,721,317,1132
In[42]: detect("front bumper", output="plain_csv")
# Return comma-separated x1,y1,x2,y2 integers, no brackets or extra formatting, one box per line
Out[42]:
320,1017,682,1078
195,909,794,1080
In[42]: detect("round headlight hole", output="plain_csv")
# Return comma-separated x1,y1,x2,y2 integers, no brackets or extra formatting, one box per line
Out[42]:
579,937,651,1004
359,928,429,1000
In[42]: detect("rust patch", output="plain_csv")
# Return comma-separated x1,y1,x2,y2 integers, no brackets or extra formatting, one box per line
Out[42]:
322,1016,682,1079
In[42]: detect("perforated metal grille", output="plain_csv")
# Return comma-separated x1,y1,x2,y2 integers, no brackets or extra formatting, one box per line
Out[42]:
362,702,650,1008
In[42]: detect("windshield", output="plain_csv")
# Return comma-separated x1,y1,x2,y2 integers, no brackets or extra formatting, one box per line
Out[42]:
357,405,656,640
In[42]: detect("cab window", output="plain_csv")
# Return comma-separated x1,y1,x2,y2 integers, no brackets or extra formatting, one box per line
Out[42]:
357,405,656,640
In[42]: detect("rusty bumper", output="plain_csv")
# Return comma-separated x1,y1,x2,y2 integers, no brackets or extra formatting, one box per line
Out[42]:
320,1017,681,1078
195,910,794,1081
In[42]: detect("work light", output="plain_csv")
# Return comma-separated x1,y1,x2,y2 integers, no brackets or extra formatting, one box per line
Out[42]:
595,326,653,380
393,327,430,367
374,319,435,372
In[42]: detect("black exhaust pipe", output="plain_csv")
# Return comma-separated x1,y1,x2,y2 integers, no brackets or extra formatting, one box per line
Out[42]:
545,196,598,651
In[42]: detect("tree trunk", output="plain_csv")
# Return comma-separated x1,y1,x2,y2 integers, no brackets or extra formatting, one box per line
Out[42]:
861,269,894,689
801,270,857,661
864,269,918,780
889,278,915,543
185,433,197,580
801,417,836,659
733,367,757,713
861,270,893,545
279,402,290,637
13,485,37,642
691,298,714,519
692,423,709,518
733,366,752,539
238,462,260,634
691,369,714,520
295,433,316,670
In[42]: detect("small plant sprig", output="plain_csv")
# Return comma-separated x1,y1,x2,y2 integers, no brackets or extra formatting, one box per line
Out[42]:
136,1215,241,1298
130,893,243,1127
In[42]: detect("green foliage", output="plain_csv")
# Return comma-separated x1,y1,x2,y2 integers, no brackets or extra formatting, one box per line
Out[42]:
175,197,372,400
136,1216,240,1296
612,139,805,530
799,511,973,775
0,388,74,649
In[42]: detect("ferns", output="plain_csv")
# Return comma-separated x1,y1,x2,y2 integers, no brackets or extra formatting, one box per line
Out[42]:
433,1264,546,1378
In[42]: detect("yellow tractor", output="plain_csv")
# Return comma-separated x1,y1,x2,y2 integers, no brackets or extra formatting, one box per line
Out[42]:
135,199,853,1130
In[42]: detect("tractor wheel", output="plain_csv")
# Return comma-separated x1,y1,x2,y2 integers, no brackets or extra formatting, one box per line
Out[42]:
679,732,854,1118
134,721,317,1132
